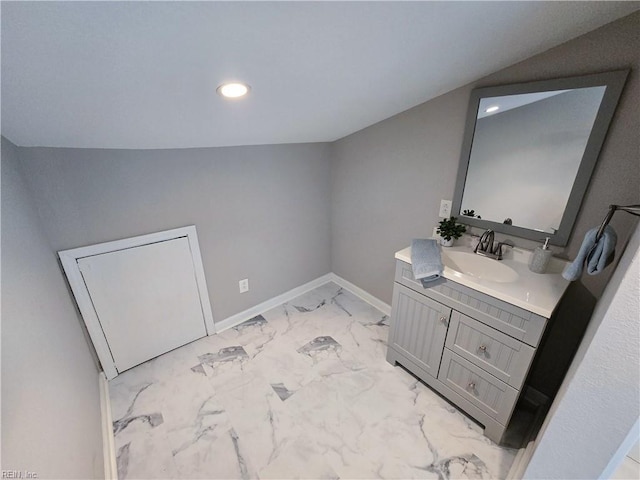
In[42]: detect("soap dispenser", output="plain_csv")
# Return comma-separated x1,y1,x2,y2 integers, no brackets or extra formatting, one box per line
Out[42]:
529,237,553,274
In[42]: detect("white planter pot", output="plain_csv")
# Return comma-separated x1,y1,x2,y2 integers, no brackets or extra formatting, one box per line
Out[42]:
440,238,454,247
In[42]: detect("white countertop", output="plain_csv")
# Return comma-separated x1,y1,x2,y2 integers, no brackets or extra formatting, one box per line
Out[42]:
395,244,571,318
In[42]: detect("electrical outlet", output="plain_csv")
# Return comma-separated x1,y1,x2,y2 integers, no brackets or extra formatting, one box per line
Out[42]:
433,226,441,239
239,278,249,293
439,199,452,218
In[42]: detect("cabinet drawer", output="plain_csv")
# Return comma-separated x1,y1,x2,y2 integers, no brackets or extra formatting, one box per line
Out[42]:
389,284,451,379
438,349,518,425
445,311,535,389
395,260,547,347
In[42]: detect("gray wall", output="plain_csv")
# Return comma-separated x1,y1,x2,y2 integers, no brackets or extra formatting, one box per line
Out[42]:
331,89,466,301
523,223,640,479
17,143,332,322
1,137,104,478
331,11,640,304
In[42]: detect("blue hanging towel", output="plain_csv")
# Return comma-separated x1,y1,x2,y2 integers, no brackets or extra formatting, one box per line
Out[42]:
562,226,617,281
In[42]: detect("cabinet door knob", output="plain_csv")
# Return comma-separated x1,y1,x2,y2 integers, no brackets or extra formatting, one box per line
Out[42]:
440,316,448,325
467,381,476,391
478,345,487,352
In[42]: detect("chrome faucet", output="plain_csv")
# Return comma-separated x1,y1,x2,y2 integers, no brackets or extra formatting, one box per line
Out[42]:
474,229,494,255
474,229,514,260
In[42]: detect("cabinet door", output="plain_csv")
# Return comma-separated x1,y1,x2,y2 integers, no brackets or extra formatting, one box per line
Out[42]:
78,237,207,373
389,284,451,379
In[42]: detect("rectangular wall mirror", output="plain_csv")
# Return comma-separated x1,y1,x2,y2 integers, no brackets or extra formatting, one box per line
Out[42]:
452,70,628,246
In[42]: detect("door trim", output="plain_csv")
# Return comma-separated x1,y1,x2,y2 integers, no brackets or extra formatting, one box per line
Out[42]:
59,226,214,379
99,372,117,479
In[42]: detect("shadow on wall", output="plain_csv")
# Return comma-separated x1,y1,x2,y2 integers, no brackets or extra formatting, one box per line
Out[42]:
527,281,597,399
57,256,104,372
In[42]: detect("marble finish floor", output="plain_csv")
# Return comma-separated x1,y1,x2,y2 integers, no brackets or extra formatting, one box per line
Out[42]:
109,282,517,479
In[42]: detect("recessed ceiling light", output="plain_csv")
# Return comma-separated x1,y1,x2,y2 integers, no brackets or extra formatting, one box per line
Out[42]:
216,82,251,98
485,105,500,113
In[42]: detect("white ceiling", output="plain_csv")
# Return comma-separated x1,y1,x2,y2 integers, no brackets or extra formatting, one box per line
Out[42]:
477,91,569,119
2,1,638,149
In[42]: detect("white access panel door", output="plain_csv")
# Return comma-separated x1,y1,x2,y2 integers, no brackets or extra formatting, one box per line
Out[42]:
77,237,207,373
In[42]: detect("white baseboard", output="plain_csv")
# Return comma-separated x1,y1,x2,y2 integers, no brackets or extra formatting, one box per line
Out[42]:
213,273,334,333
329,273,391,316
99,372,117,479
507,438,536,480
213,272,391,333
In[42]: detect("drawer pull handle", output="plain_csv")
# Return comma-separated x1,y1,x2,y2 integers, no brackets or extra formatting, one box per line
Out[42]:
440,316,449,325
467,382,476,392
478,345,487,353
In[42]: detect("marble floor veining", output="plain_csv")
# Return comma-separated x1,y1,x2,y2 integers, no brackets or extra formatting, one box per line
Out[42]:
109,282,517,479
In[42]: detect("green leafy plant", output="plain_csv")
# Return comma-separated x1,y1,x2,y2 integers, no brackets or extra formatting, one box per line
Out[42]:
437,216,466,241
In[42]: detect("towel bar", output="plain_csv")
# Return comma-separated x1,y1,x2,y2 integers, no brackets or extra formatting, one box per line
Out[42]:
595,204,640,242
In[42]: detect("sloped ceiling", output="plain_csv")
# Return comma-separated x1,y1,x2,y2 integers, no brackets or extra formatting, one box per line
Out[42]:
2,1,638,149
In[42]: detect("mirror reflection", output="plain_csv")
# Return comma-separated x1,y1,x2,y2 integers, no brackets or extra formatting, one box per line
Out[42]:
460,86,606,233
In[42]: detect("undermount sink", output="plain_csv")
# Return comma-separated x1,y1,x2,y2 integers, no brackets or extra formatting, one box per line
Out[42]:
441,250,519,283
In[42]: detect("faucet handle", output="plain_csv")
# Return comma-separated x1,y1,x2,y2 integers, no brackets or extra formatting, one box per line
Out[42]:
494,241,515,259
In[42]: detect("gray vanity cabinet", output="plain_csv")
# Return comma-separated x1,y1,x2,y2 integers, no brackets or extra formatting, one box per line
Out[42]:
387,259,548,444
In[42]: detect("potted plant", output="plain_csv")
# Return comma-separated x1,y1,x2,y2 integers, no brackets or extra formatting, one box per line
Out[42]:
462,209,481,219
437,216,466,247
